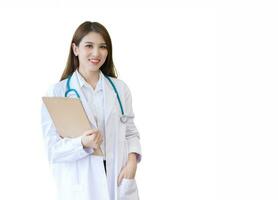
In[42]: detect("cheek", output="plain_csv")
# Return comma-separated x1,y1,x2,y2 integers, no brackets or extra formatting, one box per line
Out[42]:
78,50,88,59
102,50,108,59
102,51,108,60
78,55,88,63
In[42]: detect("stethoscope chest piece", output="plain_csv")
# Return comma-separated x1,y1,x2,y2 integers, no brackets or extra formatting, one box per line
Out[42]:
120,115,128,123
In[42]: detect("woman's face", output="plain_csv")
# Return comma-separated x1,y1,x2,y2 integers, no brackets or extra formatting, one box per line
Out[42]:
72,32,108,73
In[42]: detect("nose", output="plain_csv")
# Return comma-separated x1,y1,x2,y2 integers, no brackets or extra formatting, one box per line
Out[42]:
92,47,100,57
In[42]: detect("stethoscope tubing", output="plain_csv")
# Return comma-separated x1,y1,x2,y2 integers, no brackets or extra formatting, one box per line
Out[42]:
65,73,132,123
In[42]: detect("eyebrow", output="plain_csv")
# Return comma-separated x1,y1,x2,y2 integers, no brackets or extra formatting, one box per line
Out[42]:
84,42,107,45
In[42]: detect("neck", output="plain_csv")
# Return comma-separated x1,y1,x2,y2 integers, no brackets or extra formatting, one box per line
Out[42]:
78,68,100,89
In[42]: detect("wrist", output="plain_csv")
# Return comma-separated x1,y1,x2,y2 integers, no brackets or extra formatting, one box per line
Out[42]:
128,153,138,162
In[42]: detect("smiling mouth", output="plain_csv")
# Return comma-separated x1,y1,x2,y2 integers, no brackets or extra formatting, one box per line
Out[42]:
89,59,100,64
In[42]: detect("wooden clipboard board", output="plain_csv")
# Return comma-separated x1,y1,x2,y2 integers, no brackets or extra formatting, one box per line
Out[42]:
42,97,103,156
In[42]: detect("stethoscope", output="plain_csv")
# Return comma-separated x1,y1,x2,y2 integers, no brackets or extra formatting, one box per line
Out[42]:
65,73,132,123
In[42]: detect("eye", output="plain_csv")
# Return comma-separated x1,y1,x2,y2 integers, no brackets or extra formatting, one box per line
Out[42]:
100,45,107,49
86,45,93,48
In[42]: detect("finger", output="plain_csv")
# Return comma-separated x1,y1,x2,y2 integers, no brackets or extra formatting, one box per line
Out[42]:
91,134,101,149
97,136,104,147
90,128,99,134
117,170,125,186
83,129,98,136
93,133,101,143
83,130,92,136
98,134,103,144
97,133,103,142
99,136,103,145
88,133,96,141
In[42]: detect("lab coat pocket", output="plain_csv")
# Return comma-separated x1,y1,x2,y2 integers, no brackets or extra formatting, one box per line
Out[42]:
119,178,139,200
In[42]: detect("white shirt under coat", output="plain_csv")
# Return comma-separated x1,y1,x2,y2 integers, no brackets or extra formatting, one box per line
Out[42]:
76,70,107,159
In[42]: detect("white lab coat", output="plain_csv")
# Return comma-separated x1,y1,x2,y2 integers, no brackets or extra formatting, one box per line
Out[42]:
41,70,142,200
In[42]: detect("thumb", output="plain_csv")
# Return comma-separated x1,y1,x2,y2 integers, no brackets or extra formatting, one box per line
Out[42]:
83,129,98,136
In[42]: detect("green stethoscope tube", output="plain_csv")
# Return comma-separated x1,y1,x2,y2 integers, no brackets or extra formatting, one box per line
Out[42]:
65,73,128,123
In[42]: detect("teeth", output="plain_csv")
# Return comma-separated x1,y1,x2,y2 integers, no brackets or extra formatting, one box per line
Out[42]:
89,59,100,63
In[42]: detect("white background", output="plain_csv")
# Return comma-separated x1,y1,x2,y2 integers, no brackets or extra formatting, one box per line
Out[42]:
0,1,277,200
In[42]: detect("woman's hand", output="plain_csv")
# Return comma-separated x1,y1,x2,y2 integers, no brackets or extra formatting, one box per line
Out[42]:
118,153,138,185
81,129,103,150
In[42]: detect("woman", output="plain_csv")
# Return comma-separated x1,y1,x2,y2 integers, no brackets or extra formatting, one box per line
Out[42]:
41,21,142,200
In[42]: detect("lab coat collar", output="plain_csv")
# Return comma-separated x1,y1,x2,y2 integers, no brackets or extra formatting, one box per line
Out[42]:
71,70,117,127
76,69,103,93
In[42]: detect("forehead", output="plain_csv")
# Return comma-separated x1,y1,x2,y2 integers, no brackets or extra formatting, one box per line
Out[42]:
80,32,105,43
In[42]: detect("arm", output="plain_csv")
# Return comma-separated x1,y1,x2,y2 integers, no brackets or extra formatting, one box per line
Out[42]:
117,84,142,184
124,84,142,162
41,85,93,163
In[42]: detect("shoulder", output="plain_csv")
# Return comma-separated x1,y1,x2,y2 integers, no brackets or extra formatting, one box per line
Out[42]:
105,76,131,94
45,79,67,97
105,76,134,104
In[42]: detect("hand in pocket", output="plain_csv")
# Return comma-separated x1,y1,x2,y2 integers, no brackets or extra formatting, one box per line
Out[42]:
117,154,137,185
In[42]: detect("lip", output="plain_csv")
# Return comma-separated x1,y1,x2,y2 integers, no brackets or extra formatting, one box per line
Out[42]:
89,59,100,64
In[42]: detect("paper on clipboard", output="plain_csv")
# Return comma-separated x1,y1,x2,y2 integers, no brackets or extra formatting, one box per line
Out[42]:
42,97,103,156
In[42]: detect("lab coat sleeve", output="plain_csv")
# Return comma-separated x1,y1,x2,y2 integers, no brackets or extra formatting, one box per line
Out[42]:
124,83,142,162
41,84,94,163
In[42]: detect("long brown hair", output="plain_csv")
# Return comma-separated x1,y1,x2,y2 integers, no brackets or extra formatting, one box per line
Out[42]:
60,21,118,81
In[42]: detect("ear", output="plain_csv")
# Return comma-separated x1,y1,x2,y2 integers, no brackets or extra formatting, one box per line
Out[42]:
72,43,79,56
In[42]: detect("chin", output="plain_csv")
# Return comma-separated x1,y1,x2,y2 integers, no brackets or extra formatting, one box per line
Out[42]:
87,65,101,72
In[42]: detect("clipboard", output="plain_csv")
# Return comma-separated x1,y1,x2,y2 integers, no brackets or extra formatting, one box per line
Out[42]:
42,97,103,156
